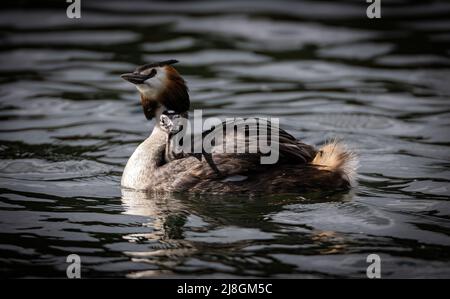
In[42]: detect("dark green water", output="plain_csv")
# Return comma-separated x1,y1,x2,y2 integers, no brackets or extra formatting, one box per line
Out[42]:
0,0,449,278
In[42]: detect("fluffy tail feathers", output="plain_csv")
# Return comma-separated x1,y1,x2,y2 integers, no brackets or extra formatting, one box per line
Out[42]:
311,140,359,188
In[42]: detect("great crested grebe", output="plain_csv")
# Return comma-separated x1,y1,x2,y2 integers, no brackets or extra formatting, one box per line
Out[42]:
159,110,224,176
120,60,358,193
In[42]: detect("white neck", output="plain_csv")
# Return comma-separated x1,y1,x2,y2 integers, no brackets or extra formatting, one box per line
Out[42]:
121,111,168,190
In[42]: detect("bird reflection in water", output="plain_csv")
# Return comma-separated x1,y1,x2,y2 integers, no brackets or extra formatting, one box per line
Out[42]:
120,188,355,278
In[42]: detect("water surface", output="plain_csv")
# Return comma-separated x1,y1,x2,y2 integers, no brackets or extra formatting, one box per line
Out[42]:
0,0,449,278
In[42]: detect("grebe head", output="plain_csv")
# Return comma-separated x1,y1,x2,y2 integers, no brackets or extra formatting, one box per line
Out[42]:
121,60,190,120
159,110,187,135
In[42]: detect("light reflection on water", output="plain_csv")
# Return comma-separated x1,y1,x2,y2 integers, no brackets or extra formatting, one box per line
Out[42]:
0,0,449,278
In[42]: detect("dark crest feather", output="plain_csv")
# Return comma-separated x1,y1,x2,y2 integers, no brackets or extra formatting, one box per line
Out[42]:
135,59,179,73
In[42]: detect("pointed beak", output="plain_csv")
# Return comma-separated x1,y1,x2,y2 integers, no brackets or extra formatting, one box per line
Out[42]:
120,73,148,85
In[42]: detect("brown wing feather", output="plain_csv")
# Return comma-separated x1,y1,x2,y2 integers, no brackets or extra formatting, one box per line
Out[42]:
154,118,318,191
200,118,317,164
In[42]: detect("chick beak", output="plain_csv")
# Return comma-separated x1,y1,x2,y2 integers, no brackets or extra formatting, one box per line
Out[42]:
120,73,148,85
